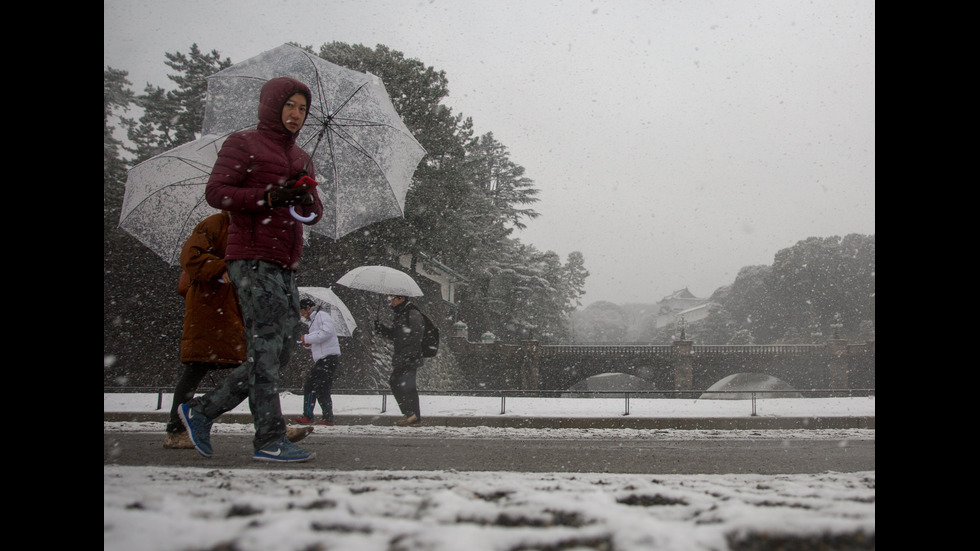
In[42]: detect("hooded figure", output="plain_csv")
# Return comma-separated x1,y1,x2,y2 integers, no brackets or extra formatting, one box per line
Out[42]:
178,211,245,365
179,77,323,463
205,77,322,270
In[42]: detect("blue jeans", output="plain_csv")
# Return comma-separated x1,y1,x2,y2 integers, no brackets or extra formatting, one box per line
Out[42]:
187,260,300,451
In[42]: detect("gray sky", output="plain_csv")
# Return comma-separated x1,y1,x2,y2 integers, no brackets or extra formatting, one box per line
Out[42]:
104,0,875,306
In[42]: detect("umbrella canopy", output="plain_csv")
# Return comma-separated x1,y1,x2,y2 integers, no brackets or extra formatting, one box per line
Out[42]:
297,286,357,337
699,372,803,400
336,265,423,297
118,134,227,265
201,43,426,241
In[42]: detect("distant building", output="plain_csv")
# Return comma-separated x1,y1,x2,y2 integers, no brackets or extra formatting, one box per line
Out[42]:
396,251,467,304
655,288,711,328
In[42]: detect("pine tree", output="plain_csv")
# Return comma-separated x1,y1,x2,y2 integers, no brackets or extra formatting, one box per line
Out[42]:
125,44,231,163
104,67,134,227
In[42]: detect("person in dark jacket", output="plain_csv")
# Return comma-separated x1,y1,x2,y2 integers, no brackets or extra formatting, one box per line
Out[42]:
374,295,425,426
179,77,323,463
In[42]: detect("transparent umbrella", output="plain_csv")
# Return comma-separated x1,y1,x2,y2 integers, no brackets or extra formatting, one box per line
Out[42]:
117,134,227,265
298,286,357,337
201,43,426,240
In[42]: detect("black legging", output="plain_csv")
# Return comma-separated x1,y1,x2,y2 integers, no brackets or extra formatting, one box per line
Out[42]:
303,355,338,421
167,362,235,432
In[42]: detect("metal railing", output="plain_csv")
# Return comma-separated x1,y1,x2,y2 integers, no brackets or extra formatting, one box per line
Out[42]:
105,387,875,417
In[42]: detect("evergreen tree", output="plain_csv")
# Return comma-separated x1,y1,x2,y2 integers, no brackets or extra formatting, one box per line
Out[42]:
705,234,875,344
124,83,175,162
125,44,231,163
763,234,875,342
465,132,539,230
717,265,771,343
456,239,590,343
314,42,585,344
104,67,134,227
164,45,232,144
561,251,589,312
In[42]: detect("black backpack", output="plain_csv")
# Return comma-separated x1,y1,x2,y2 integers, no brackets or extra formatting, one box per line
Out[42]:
412,306,440,358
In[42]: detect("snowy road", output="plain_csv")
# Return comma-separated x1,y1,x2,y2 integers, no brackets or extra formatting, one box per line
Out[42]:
104,424,874,474
105,395,874,550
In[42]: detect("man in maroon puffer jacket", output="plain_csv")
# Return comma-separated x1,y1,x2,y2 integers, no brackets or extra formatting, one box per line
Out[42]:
179,77,323,463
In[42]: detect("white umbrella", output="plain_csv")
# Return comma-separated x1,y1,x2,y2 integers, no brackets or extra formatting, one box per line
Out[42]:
336,265,423,297
298,286,357,337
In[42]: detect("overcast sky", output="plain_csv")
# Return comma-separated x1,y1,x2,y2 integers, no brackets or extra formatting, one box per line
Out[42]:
104,0,875,306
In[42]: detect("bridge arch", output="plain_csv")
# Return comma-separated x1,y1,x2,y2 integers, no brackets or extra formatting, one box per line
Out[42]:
447,338,874,393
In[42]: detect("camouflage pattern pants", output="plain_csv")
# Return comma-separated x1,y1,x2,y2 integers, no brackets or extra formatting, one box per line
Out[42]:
187,259,300,451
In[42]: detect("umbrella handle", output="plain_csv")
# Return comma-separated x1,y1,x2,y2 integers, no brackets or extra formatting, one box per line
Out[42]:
289,206,317,223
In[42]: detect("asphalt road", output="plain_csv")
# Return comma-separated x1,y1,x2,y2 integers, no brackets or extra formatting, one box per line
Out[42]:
104,431,874,474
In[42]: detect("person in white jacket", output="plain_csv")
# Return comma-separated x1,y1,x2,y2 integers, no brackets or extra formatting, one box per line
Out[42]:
290,299,341,425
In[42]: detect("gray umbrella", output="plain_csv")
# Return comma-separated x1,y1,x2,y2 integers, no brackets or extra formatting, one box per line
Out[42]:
201,43,426,240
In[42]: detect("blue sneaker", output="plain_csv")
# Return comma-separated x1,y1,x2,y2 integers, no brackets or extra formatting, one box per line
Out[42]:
253,436,316,463
177,403,213,457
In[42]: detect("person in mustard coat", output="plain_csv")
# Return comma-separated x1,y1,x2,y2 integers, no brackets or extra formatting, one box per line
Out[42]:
165,211,245,448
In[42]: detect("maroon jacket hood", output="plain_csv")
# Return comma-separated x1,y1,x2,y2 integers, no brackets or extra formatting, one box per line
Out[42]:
257,77,313,142
204,76,322,270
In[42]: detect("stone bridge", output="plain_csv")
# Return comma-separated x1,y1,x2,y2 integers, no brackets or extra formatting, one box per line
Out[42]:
446,337,875,393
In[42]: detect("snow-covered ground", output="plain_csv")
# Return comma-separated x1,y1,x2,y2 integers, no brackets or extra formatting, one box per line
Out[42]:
105,391,875,420
104,393,875,551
